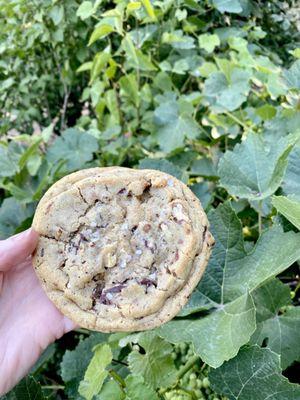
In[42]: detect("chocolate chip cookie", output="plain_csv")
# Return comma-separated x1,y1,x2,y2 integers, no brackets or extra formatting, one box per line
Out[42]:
32,167,214,332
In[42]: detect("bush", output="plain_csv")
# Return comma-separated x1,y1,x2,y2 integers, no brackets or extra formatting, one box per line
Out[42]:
1,1,300,399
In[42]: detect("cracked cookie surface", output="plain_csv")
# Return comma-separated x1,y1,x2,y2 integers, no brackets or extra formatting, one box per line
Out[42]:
32,167,214,332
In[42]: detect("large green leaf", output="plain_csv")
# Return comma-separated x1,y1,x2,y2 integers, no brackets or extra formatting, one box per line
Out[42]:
159,203,300,367
218,132,300,200
128,332,177,389
61,333,108,399
79,343,112,400
158,292,256,368
251,307,300,370
46,128,99,173
3,376,45,400
210,346,300,399
204,68,251,112
272,195,300,230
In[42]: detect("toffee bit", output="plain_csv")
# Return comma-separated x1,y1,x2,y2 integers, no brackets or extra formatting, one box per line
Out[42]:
143,224,151,233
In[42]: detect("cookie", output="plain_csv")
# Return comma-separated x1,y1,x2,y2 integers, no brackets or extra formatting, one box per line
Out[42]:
32,167,214,332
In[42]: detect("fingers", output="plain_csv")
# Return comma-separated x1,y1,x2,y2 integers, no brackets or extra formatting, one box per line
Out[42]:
0,228,39,272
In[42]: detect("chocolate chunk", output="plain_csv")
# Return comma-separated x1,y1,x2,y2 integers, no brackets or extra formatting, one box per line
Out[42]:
131,225,138,233
140,278,157,288
202,225,207,242
118,188,126,194
40,248,44,257
99,284,126,305
106,284,126,294
92,282,105,299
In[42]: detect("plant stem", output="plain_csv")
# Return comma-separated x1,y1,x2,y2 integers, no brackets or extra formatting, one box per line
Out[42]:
42,385,64,390
224,111,252,132
109,369,126,388
159,354,199,395
258,200,263,235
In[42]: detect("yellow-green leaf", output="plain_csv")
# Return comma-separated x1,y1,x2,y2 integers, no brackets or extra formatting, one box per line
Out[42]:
88,24,115,46
78,343,112,400
141,0,156,20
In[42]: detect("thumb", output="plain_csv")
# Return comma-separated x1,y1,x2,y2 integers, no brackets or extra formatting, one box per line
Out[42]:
0,228,39,272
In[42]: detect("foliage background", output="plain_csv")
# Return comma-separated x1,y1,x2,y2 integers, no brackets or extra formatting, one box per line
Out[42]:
1,0,300,399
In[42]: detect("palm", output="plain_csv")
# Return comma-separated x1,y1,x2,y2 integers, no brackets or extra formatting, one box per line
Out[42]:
0,230,75,395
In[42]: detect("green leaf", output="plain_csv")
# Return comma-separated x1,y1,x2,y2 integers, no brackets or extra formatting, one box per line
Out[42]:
90,52,111,83
255,104,277,121
251,307,300,369
77,1,94,20
165,202,300,367
97,380,125,400
18,138,42,170
0,142,22,177
128,332,177,389
77,62,93,73
273,195,300,230
252,279,291,323
0,198,34,239
49,5,64,25
198,33,220,53
138,158,186,182
190,182,212,210
79,344,112,400
119,74,140,107
61,333,108,399
30,343,57,374
283,60,300,89
218,132,300,200
190,157,218,178
213,0,243,13
210,346,300,399
122,35,157,72
282,146,300,200
183,203,300,312
46,128,99,173
2,375,45,400
204,68,251,112
153,94,200,152
158,292,256,368
125,375,159,400
88,25,115,46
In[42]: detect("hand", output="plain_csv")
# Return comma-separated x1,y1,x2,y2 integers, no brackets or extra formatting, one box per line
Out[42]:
0,228,76,395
